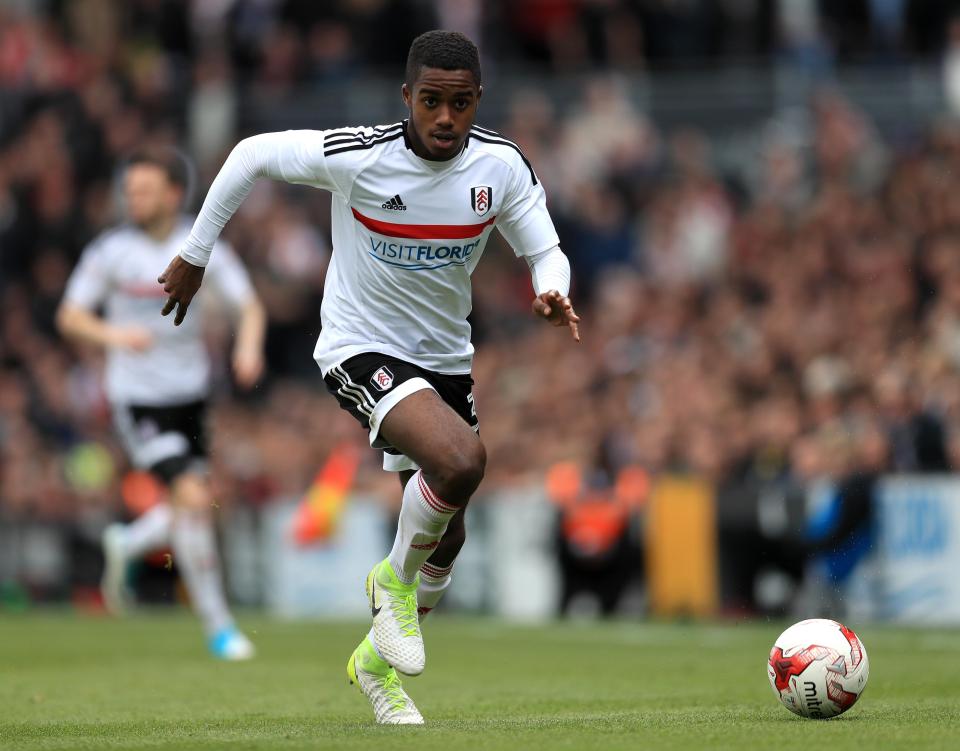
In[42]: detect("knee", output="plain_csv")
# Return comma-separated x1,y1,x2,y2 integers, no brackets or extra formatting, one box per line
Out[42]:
170,473,211,512
428,439,486,502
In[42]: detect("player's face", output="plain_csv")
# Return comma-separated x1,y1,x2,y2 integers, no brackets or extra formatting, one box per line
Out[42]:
402,67,481,161
124,164,181,228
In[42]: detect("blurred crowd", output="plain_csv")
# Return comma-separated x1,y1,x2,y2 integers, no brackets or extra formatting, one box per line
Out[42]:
4,1,960,531
5,1,960,87
482,85,960,487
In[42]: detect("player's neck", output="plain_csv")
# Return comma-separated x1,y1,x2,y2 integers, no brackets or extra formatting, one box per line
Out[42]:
142,214,177,242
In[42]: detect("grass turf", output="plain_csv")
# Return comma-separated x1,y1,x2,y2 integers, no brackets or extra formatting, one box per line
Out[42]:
0,613,957,750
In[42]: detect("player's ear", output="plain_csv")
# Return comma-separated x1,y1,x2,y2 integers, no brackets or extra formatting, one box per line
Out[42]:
401,83,412,109
477,85,483,102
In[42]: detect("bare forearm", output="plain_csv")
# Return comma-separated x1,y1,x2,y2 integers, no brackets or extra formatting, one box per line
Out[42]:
231,296,267,388
56,303,118,349
235,297,267,356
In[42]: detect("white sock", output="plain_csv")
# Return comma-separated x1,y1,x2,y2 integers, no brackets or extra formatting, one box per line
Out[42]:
171,510,233,637
418,561,454,619
387,470,458,585
121,503,173,558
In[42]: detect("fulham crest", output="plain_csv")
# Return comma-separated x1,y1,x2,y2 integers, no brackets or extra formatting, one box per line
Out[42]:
470,186,492,217
371,366,394,391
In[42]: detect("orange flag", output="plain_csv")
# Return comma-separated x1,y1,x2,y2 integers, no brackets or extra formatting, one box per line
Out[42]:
292,443,360,545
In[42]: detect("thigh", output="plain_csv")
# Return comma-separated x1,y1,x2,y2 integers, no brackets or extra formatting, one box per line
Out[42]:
378,388,482,472
429,373,479,434
169,471,212,510
325,354,480,473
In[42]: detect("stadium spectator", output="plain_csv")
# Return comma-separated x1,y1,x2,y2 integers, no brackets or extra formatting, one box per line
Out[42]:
4,2,960,618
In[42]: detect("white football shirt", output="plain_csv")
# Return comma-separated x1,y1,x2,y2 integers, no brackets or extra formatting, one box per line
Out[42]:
180,121,560,375
63,218,254,405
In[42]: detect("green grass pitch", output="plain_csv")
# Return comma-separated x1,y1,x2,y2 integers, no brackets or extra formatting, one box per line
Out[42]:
1,613,958,750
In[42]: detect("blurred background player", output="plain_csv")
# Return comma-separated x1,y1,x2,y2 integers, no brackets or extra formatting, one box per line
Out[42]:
56,148,266,661
155,31,579,722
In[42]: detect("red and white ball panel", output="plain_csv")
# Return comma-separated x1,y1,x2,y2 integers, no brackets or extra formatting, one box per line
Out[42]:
767,618,869,719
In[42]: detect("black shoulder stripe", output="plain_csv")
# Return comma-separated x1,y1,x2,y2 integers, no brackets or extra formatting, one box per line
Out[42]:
324,123,403,147
469,132,538,186
325,122,403,138
324,127,360,139
471,125,525,151
325,127,403,149
324,131,405,157
471,124,506,138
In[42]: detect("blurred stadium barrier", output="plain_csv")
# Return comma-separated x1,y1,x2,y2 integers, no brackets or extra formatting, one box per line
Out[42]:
8,474,957,622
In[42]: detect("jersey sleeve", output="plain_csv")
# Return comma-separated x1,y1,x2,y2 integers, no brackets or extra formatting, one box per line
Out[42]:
62,237,114,310
180,130,352,267
258,130,351,195
495,158,560,259
526,244,571,296
203,240,255,309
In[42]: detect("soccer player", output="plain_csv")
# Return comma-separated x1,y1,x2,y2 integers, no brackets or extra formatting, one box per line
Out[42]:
57,148,266,661
157,31,579,721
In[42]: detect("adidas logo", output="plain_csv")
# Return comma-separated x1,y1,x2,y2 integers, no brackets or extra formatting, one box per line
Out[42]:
381,194,407,211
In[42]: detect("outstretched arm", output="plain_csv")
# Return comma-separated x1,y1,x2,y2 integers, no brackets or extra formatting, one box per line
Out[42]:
159,131,334,325
59,236,155,347
526,245,580,342
57,302,153,351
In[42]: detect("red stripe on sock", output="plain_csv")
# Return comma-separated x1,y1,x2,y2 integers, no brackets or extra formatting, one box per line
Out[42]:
420,561,451,572
420,563,453,579
417,472,457,515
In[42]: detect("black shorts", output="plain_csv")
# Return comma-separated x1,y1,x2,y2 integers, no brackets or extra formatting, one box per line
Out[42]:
324,353,478,472
113,400,208,484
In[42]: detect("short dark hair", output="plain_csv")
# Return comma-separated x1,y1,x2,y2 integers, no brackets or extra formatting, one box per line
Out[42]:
406,30,481,87
126,146,189,189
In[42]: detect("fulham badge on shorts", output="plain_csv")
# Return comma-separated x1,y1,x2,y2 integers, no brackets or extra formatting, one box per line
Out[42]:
371,366,394,391
470,186,492,217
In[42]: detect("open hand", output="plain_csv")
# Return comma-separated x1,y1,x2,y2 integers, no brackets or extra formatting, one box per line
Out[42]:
532,290,581,342
158,255,205,326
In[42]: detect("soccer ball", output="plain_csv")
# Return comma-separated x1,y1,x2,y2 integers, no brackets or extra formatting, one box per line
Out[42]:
767,618,869,719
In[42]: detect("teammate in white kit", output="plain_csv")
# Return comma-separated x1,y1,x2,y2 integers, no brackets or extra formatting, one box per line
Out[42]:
158,31,580,721
57,148,266,660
